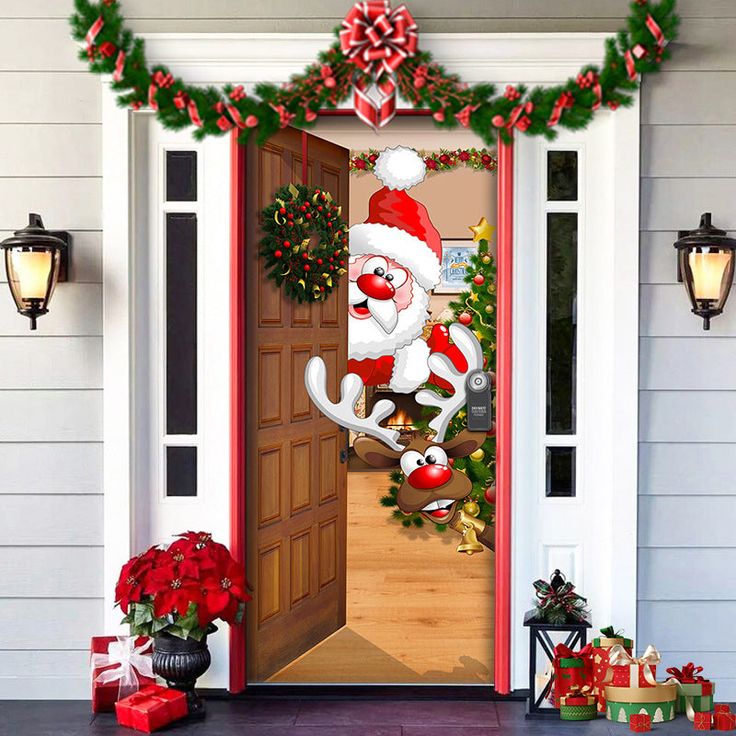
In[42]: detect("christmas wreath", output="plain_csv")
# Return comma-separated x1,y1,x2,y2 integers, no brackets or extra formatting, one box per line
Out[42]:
69,0,679,146
260,183,349,303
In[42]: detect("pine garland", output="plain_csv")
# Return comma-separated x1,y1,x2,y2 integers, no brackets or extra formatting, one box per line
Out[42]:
350,148,497,174
70,0,679,146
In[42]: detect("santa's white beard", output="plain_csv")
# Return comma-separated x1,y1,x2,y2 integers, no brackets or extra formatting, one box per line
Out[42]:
349,287,431,360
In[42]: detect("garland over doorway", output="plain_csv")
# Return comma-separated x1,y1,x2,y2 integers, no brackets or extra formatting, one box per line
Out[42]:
70,0,679,146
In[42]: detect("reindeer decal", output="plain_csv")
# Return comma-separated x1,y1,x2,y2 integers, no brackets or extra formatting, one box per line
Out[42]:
305,323,494,555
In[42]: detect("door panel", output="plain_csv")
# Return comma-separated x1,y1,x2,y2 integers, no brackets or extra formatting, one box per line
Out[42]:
245,127,349,681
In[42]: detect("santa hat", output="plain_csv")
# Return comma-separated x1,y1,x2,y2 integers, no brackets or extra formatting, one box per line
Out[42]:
350,147,442,291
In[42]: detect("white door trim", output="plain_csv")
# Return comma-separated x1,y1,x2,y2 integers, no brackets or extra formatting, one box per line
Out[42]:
102,31,638,677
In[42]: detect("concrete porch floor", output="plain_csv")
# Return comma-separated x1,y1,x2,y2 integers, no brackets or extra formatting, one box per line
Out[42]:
1,699,717,735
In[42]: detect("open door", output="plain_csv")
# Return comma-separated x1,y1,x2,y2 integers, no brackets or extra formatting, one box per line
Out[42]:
245,128,349,681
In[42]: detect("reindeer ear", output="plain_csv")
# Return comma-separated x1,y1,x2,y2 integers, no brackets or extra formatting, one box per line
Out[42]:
354,437,402,468
443,429,485,458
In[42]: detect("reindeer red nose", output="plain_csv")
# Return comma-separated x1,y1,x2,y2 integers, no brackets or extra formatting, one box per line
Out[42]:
407,464,452,490
357,273,395,301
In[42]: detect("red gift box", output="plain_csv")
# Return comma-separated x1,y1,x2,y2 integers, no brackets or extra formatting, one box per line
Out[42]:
715,712,736,731
115,685,188,733
716,704,732,715
553,643,592,708
695,712,713,731
611,662,657,688
90,636,156,713
592,637,633,713
630,713,651,733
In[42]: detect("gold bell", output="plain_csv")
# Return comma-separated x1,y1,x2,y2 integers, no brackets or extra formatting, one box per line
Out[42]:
456,524,484,555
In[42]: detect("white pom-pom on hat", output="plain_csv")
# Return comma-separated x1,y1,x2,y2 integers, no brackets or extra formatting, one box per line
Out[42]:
373,146,426,191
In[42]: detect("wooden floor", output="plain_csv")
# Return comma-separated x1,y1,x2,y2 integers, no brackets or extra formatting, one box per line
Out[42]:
269,471,494,684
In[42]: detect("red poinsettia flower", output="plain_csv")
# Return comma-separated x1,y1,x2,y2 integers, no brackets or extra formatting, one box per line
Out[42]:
200,557,250,623
144,563,202,617
115,548,160,613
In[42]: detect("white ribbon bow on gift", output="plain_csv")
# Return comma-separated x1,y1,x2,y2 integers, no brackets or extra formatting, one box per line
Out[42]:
91,636,154,701
606,643,660,687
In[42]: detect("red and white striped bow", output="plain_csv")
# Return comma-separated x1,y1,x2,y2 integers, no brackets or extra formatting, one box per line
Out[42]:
339,1,418,130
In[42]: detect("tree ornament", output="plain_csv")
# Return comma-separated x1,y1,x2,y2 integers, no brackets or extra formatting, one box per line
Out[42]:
470,448,485,461
458,312,473,326
484,485,496,505
485,305,493,313
260,182,348,303
473,274,485,286
463,500,480,517
482,255,491,264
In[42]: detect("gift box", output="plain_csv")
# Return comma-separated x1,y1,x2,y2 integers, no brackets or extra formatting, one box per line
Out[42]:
560,689,597,721
553,643,592,708
715,704,731,715
90,636,156,713
629,713,651,733
591,627,633,713
604,683,677,724
695,712,713,730
608,644,659,688
115,685,188,733
666,663,715,716
715,712,736,731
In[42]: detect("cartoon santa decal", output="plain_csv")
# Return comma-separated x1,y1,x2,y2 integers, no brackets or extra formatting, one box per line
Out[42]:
348,146,442,393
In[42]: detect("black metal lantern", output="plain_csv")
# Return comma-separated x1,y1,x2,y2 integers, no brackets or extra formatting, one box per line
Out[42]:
674,213,736,331
1,214,70,330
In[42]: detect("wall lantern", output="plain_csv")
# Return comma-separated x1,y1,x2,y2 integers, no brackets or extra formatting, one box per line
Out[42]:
674,213,736,331
0,214,70,330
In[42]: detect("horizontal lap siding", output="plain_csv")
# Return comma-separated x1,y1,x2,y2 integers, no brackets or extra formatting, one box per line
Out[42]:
0,0,104,701
639,12,736,698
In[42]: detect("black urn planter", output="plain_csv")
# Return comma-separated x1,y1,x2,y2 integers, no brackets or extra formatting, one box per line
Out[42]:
152,632,211,719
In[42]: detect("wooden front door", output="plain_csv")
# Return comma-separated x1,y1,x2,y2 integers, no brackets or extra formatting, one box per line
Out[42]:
244,128,349,681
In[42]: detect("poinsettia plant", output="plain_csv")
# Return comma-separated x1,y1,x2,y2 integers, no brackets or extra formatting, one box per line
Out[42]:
115,531,251,641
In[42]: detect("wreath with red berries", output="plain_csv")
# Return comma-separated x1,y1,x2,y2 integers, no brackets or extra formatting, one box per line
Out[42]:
260,183,349,303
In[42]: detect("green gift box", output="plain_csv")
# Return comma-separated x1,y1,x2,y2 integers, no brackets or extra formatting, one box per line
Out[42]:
560,703,597,721
604,684,677,724
676,682,715,714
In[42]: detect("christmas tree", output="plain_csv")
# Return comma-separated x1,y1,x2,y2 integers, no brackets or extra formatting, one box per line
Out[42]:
380,217,497,532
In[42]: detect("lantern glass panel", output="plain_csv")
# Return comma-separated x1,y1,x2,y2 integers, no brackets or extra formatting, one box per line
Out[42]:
5,245,60,311
689,248,732,301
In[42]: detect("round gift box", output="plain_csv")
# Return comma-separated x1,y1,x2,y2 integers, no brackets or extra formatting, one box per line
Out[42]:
604,684,677,724
560,703,597,721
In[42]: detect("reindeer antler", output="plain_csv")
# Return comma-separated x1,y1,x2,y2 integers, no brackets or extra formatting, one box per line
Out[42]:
304,357,403,451
415,323,485,443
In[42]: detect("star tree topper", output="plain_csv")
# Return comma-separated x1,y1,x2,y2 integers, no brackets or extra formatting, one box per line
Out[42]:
469,216,495,243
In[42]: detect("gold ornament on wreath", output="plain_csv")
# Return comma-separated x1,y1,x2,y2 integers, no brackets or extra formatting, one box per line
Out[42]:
260,183,349,303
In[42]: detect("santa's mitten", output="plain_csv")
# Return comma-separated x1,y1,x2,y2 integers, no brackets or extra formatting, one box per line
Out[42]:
426,324,468,390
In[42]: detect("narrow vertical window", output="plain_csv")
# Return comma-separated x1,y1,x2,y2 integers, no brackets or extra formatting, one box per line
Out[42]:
546,212,578,435
166,151,198,202
547,150,578,202
166,213,198,436
166,446,198,497
545,447,576,497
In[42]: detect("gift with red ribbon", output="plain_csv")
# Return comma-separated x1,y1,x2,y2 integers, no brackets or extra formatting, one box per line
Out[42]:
715,711,736,731
695,711,714,731
629,713,651,733
115,685,188,733
339,0,418,130
607,644,659,688
666,662,715,718
90,635,155,713
553,643,592,708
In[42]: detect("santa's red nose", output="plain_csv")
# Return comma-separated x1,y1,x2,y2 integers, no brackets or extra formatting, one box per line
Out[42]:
408,464,452,489
357,273,395,301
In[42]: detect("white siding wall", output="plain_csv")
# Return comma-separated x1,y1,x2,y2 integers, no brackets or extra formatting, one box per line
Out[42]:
1,0,731,698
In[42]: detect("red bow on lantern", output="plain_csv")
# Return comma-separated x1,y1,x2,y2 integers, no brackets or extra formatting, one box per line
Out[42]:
666,663,706,684
492,101,535,135
339,1,418,130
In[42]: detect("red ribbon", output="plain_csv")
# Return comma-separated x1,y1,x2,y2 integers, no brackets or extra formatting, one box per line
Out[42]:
339,1,418,130
492,101,534,134
666,663,705,684
173,91,188,110
625,43,648,81
187,99,202,127
148,71,174,111
85,15,104,48
645,13,665,48
455,104,478,129
553,643,592,665
113,50,126,82
625,13,666,80
547,91,575,127
271,104,295,129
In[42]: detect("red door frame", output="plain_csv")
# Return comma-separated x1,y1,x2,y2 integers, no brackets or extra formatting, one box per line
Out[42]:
228,119,514,694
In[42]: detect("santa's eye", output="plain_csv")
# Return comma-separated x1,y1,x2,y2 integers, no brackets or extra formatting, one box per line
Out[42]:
425,447,448,466
400,450,424,476
387,268,408,288
362,256,388,276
